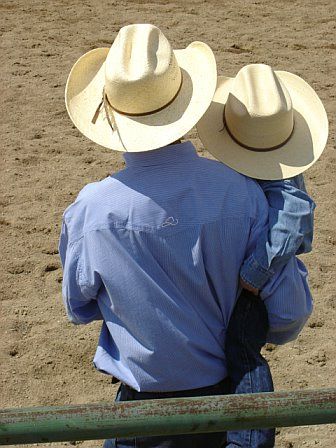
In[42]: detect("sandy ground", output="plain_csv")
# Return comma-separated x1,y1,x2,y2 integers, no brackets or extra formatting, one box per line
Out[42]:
1,0,336,446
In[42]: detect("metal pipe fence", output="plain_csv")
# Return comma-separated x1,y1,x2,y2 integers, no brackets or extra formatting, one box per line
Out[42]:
1,389,336,445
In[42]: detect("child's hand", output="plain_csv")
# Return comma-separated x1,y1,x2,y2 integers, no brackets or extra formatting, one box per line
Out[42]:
240,278,259,296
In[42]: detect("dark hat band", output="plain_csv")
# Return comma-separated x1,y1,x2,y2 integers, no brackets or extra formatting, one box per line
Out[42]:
222,106,295,152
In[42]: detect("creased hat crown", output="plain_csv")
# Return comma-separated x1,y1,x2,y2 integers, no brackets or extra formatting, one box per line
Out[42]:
104,24,182,115
225,64,294,150
65,23,217,152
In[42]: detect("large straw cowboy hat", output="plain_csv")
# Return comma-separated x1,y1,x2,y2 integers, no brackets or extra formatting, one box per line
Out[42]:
65,24,217,152
197,64,328,180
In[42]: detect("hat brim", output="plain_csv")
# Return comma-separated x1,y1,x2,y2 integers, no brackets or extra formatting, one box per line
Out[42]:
65,42,217,152
196,72,328,180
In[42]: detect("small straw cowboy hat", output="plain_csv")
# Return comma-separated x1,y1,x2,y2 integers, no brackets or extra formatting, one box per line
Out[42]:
65,24,217,152
196,64,328,180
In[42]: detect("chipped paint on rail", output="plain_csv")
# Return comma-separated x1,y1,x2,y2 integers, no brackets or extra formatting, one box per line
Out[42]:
1,389,336,445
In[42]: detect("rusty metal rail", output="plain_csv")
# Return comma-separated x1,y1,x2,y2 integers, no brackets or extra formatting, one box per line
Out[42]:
1,389,336,445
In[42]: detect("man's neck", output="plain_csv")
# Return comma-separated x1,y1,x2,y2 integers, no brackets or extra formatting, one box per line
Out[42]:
169,139,182,146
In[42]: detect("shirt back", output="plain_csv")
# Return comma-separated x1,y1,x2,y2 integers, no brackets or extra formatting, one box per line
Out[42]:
60,142,268,391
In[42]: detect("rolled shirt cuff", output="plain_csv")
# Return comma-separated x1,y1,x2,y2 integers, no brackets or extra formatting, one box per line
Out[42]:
240,254,275,290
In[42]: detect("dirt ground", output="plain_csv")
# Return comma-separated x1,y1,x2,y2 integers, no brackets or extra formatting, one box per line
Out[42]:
1,0,336,446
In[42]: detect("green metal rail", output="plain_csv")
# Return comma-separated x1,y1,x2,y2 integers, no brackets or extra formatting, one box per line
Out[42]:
1,389,336,445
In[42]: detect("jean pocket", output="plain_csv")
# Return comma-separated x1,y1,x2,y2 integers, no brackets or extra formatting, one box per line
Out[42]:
103,439,117,448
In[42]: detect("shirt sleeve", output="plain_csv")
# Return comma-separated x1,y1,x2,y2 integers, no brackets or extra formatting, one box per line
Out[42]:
243,179,313,344
59,220,103,325
240,174,315,290
261,257,313,344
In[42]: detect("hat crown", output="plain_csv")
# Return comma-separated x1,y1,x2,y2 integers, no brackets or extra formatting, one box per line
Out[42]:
105,24,182,115
225,64,294,149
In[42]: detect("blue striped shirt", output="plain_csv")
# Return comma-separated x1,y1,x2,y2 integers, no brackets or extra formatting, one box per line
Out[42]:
241,175,315,289
59,142,312,392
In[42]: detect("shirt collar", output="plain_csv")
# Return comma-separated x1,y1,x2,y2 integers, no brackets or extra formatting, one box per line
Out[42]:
123,142,198,168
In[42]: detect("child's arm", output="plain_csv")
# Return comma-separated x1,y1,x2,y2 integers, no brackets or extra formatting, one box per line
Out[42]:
240,174,315,292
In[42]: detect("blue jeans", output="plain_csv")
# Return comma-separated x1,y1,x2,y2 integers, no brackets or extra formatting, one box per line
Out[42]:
225,289,275,447
103,378,230,447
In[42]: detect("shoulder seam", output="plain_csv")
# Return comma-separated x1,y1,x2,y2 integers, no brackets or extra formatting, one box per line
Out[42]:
66,215,253,245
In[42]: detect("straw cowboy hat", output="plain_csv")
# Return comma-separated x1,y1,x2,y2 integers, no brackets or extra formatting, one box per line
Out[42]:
65,24,217,152
196,64,328,180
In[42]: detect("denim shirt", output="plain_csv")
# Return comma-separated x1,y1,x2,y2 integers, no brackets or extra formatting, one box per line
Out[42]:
240,175,316,290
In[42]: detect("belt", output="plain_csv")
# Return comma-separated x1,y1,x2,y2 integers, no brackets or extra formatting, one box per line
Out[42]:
117,377,231,398
111,376,120,384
